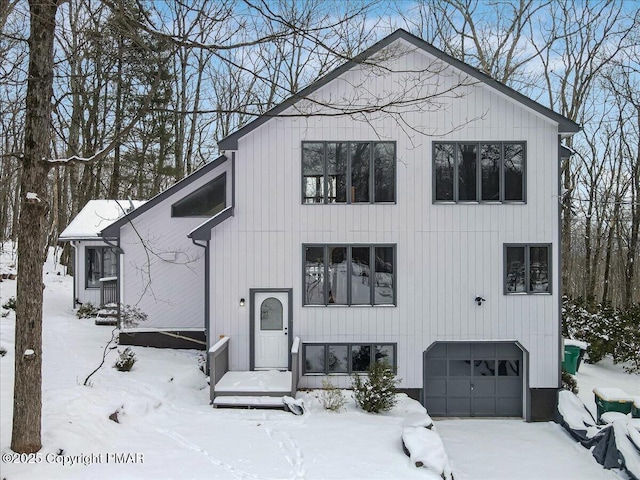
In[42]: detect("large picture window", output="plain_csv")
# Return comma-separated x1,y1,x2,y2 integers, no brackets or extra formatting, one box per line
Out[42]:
172,173,226,217
303,343,396,374
303,244,395,306
86,247,118,288
504,244,551,294
302,141,396,204
434,142,525,203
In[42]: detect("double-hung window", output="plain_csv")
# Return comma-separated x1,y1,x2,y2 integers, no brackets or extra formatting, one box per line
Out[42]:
302,141,396,204
86,247,118,288
434,142,525,203
504,244,551,294
303,244,395,305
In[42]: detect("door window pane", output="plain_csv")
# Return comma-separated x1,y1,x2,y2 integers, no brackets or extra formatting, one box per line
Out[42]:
327,246,347,304
481,144,500,201
498,360,520,376
506,246,526,293
351,143,370,202
327,143,347,203
473,360,496,376
350,247,371,305
529,246,549,293
434,144,455,201
458,144,477,201
302,143,324,204
305,345,325,373
260,298,283,330
374,142,395,202
304,246,325,304
374,247,394,304
328,345,349,373
504,144,524,201
351,345,371,372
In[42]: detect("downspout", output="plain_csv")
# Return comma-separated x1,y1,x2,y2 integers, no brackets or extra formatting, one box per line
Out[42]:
192,238,210,374
557,135,564,389
71,242,77,308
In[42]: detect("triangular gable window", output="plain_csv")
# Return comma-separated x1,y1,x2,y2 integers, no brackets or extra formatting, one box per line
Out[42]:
172,173,226,217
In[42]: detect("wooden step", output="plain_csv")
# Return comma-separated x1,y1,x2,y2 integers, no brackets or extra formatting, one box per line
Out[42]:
213,395,285,409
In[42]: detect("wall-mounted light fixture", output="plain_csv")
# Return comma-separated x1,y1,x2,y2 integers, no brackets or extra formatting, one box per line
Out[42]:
239,298,245,307
475,296,486,306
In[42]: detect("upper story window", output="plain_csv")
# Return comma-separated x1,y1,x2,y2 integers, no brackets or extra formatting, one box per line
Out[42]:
504,244,551,294
86,247,117,288
172,173,226,217
433,142,525,203
302,141,396,204
304,244,395,306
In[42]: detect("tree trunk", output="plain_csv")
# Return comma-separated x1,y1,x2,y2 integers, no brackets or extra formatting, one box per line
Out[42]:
12,0,57,453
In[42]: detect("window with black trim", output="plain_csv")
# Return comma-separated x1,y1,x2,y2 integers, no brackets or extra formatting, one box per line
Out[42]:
86,247,117,288
302,141,395,204
304,244,395,306
504,244,551,294
171,173,226,217
434,142,525,203
303,342,396,374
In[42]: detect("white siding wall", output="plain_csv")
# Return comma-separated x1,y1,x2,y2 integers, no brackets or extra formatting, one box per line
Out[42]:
209,39,561,390
120,161,232,331
72,239,112,306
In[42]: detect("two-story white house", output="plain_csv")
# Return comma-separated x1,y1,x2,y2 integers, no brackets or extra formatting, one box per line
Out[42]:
98,29,578,420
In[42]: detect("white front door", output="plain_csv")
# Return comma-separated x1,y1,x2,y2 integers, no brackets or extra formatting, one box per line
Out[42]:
254,291,289,369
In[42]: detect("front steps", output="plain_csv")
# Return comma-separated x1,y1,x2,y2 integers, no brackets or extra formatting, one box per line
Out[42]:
212,370,292,409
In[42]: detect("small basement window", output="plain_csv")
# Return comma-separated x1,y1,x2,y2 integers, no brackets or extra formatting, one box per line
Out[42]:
172,173,226,217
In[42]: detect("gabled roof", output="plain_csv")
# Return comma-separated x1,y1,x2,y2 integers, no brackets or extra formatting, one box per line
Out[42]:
218,29,580,151
59,200,145,241
188,206,234,241
100,155,228,238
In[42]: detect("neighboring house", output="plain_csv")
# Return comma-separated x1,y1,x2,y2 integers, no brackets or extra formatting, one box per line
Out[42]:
100,29,580,420
59,200,144,308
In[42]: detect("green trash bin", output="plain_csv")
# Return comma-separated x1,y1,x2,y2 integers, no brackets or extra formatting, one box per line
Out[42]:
593,387,634,423
562,345,580,375
633,398,640,419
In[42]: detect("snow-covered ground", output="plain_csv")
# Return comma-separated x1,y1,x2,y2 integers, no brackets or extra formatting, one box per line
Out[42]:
1,244,638,479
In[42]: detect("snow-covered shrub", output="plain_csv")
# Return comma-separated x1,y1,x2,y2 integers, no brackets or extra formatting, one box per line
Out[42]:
113,347,137,372
614,305,640,373
318,379,347,412
352,360,400,413
120,304,147,329
76,302,98,319
0,345,6,357
561,370,578,394
2,296,16,311
563,296,640,373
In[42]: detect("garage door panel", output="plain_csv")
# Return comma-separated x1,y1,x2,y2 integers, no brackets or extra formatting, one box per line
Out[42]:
448,397,471,416
425,378,447,396
448,378,471,396
473,343,496,357
497,397,523,416
473,378,495,396
474,397,496,415
497,343,521,357
424,397,447,416
497,378,521,396
447,343,471,358
424,359,447,376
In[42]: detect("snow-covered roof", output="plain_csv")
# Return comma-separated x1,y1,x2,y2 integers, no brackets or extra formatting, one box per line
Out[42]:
59,200,145,240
